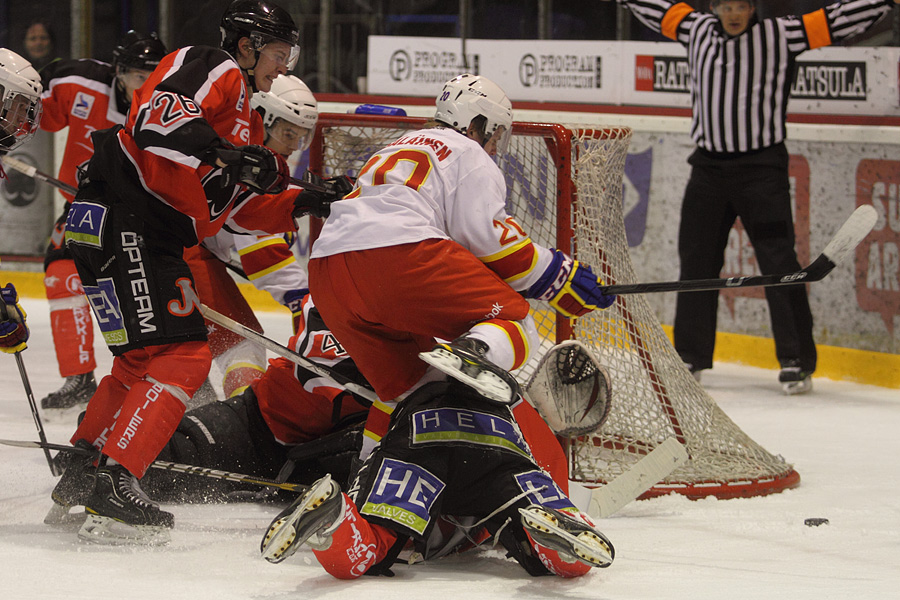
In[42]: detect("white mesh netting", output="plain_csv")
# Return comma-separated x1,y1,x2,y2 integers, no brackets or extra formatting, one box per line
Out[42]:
312,115,799,499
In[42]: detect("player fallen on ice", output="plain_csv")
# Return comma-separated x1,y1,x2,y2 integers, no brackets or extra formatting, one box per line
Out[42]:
259,74,617,578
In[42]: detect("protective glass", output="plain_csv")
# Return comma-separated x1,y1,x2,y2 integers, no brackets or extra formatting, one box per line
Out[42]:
253,34,300,71
268,119,313,153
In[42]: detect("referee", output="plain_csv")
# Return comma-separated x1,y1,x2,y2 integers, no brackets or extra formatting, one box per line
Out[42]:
614,0,896,393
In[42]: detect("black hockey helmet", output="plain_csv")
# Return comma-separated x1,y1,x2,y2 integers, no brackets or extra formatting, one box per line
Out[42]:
220,0,300,67
112,30,167,72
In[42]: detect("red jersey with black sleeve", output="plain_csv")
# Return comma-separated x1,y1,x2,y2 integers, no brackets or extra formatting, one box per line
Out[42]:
85,45,295,247
39,58,127,203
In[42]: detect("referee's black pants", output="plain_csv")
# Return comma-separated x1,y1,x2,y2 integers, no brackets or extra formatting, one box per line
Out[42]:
673,143,816,374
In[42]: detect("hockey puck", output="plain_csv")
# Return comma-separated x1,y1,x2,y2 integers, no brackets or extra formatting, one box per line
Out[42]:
804,518,829,527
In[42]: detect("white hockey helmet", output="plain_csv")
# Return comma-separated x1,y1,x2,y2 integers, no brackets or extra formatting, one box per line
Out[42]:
0,48,42,152
434,73,512,154
251,74,318,151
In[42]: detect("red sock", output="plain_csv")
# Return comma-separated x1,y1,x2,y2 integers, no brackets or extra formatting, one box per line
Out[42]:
102,379,187,478
71,374,129,449
312,493,398,579
45,259,96,377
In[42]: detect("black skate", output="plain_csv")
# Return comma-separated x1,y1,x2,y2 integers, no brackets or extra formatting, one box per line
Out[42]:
261,474,343,564
40,372,97,410
79,464,174,545
44,440,97,526
419,336,521,405
779,359,813,395
519,505,615,568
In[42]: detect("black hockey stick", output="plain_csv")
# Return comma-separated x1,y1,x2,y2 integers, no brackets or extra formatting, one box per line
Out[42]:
0,299,59,476
199,303,378,404
1,155,78,196
599,205,877,295
0,438,309,494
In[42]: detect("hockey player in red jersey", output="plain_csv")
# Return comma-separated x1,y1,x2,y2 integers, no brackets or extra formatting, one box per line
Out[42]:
37,31,167,412
186,74,319,399
59,0,314,545
260,75,616,578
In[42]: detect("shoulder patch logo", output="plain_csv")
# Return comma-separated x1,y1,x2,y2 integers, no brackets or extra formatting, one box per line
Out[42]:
72,92,95,120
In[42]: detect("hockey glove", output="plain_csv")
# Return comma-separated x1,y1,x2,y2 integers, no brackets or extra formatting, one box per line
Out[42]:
0,283,29,353
212,144,291,195
282,288,309,334
529,250,616,318
292,172,355,219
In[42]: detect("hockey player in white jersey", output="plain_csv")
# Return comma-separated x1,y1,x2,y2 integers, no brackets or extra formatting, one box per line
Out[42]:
262,74,617,579
186,74,319,399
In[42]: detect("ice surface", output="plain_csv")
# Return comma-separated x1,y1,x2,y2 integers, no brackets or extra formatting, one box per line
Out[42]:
1,299,897,599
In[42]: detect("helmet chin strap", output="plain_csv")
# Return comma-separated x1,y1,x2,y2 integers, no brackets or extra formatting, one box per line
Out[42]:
243,50,262,93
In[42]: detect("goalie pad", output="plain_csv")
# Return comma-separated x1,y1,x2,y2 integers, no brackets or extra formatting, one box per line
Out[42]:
523,340,612,437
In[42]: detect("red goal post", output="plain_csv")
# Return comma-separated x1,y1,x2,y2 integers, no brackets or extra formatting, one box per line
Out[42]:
308,113,800,500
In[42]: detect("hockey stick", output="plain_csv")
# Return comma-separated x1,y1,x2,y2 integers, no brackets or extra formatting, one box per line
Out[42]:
585,437,688,518
11,354,60,476
0,298,60,476
0,155,78,196
0,438,309,494
199,303,378,404
599,205,877,295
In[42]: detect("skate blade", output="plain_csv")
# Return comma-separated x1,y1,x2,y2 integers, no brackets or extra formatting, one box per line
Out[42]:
520,508,614,568
78,513,171,546
419,348,516,405
261,478,336,564
44,502,87,528
782,378,812,395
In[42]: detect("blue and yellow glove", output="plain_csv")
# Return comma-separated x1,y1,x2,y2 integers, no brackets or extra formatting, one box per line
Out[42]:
529,250,616,318
0,283,29,353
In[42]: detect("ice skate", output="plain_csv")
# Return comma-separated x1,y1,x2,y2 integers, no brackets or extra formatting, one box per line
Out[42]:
40,372,97,411
419,336,520,405
44,440,97,526
261,474,343,564
779,360,812,395
78,464,174,545
519,505,615,568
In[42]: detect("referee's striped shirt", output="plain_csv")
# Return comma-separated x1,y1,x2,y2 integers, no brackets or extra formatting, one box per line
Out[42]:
622,0,893,153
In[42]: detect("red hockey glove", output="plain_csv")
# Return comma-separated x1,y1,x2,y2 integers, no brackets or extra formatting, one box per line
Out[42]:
213,145,290,195
0,283,29,353
529,250,616,318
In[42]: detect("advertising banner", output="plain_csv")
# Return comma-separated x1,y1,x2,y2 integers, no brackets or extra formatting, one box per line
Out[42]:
368,36,900,116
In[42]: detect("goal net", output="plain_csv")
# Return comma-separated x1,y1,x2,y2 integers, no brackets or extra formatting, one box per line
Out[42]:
309,113,800,500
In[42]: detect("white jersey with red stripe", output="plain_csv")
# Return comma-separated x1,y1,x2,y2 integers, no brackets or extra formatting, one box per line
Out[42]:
310,126,553,292
202,228,308,306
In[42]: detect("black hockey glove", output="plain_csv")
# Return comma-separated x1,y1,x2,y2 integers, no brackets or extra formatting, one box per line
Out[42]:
292,172,355,219
211,144,290,195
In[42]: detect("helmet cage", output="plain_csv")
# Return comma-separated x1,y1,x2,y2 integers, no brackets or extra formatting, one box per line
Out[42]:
0,49,42,151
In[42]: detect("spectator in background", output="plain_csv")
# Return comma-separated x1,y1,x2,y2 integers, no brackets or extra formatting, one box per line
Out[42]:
22,20,59,72
611,0,897,395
